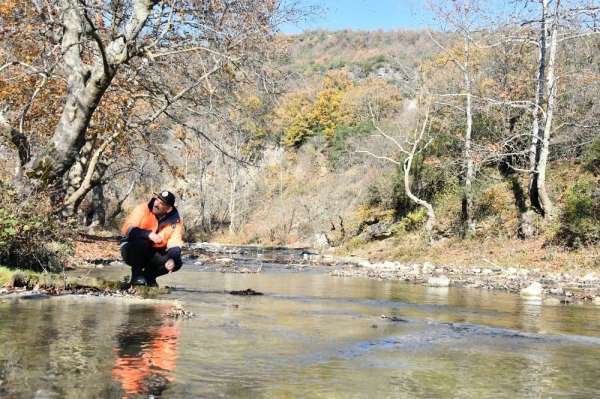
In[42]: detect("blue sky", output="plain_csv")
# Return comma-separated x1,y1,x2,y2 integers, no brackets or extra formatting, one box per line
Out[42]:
281,0,434,33
280,0,514,34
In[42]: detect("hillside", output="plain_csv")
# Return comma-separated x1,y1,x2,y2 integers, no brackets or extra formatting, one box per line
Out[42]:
214,28,600,271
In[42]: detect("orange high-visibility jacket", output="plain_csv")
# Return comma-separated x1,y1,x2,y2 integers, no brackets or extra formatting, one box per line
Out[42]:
121,199,184,249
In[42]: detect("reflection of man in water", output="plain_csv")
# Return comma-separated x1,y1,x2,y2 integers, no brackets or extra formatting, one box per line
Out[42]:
111,308,180,398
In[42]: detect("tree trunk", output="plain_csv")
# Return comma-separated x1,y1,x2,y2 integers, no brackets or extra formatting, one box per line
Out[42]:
90,184,106,227
528,4,546,213
23,0,157,194
229,166,238,234
537,1,559,219
529,8,546,212
402,108,437,241
62,140,94,217
463,36,476,237
529,0,558,220
62,131,120,217
404,154,437,242
25,0,114,188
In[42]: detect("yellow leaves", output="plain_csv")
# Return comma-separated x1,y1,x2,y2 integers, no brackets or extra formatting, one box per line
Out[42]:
276,71,402,147
311,82,350,141
241,95,262,111
322,70,353,91
277,71,354,146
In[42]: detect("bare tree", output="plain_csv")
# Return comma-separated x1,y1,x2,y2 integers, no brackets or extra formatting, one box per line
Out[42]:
1,0,297,210
523,0,600,219
425,0,489,237
357,101,437,241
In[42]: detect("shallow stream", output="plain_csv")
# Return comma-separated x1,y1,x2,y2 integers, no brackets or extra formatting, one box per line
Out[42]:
2,252,600,398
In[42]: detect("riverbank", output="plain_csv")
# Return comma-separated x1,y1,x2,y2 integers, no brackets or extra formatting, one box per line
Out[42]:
321,235,600,305
10,235,599,305
0,265,169,299
188,241,600,305
321,255,600,305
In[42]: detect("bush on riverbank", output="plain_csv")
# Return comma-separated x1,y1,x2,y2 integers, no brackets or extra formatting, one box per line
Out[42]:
554,178,600,248
0,186,72,272
584,136,600,175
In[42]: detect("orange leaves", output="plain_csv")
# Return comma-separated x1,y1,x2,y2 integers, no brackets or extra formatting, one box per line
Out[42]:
0,0,18,17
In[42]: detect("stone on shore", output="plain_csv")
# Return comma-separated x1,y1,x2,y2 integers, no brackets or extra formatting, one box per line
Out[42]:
427,275,450,287
520,282,544,298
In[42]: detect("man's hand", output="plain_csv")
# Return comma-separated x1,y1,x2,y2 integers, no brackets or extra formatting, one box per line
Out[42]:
148,232,162,244
165,258,175,272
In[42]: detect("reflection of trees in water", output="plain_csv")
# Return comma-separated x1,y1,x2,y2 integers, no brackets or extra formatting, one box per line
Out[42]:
0,300,180,398
0,299,130,398
112,307,181,398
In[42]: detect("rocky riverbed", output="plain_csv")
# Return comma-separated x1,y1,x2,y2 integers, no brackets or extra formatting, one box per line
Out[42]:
184,243,600,305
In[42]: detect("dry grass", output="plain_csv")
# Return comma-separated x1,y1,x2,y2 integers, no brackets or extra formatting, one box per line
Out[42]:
73,233,120,261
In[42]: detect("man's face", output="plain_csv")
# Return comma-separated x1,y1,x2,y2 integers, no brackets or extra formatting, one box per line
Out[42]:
152,197,172,217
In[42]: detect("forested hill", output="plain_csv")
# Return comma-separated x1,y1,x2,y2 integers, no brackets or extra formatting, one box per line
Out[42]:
212,26,599,269
1,0,598,272
283,29,437,78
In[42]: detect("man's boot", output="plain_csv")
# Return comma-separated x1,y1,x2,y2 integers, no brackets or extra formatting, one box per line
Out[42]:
146,277,159,288
130,265,147,286
131,275,147,286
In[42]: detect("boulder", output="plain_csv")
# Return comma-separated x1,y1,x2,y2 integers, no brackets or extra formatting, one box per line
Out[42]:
363,222,393,241
520,282,544,298
312,233,330,249
427,275,450,287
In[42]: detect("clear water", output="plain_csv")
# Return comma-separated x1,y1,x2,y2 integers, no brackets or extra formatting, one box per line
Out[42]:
2,262,600,398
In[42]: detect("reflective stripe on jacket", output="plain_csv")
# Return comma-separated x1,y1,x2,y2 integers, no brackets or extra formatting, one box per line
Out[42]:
120,199,184,249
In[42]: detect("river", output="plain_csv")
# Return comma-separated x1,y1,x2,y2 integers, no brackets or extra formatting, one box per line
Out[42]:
2,250,600,398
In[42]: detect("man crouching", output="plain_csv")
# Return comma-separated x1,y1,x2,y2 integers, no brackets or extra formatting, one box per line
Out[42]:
120,190,184,287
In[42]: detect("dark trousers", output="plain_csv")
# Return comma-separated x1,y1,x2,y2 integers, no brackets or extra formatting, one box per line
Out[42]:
120,238,182,283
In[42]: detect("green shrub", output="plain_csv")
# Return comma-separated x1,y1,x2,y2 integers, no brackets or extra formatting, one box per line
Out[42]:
365,184,383,207
328,121,373,167
554,179,600,247
361,54,388,73
392,155,456,219
475,183,513,220
0,186,72,271
393,208,428,235
584,136,600,176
